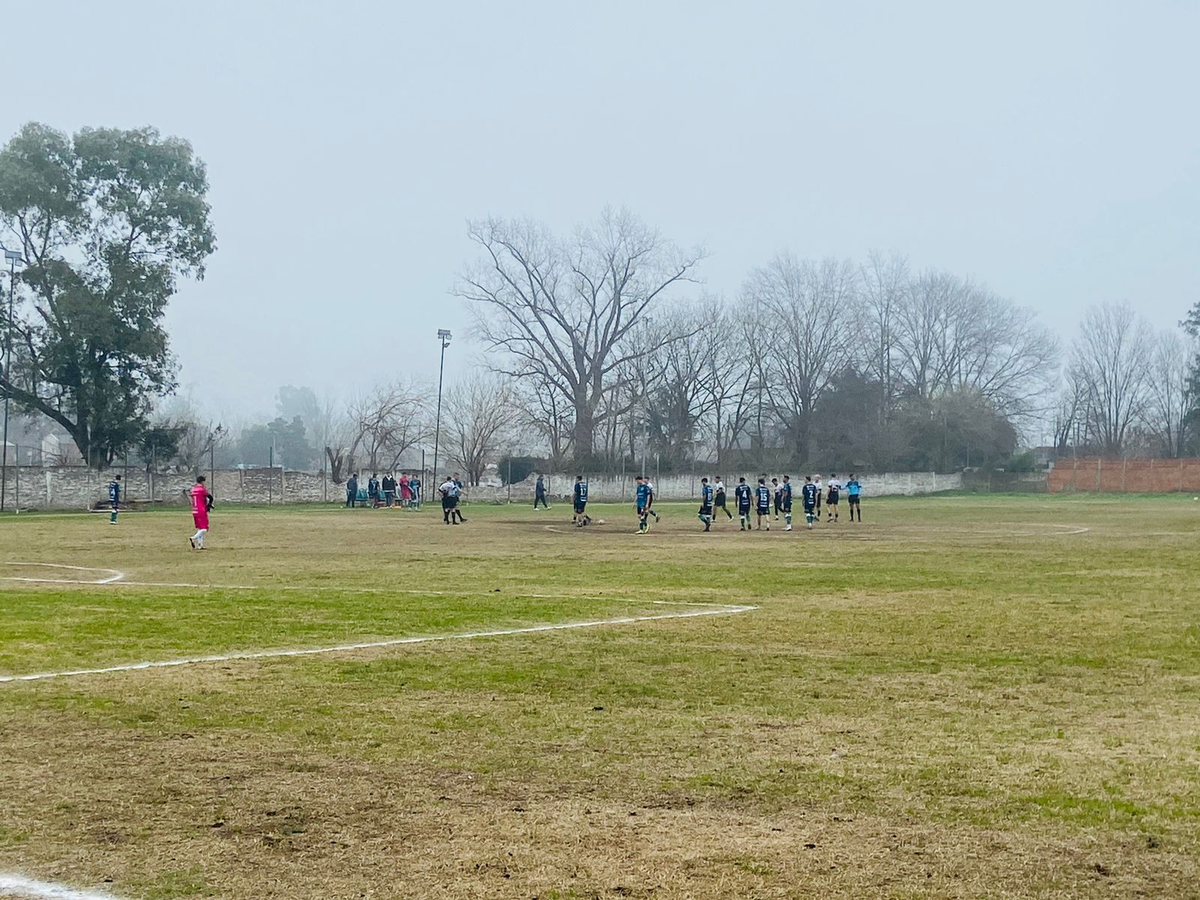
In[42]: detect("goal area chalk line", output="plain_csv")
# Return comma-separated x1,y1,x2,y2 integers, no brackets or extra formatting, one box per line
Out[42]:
0,563,756,684
0,872,121,900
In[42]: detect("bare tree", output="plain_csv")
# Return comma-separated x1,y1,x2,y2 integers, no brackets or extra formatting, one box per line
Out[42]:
1146,330,1191,458
743,254,859,460
459,208,704,459
513,375,574,467
1070,302,1154,456
860,251,908,422
348,380,428,475
445,374,519,485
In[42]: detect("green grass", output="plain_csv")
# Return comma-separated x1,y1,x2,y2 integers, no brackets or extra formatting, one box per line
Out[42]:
1,495,1198,898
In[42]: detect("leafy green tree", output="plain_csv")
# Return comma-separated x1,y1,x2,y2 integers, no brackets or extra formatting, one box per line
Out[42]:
0,122,215,466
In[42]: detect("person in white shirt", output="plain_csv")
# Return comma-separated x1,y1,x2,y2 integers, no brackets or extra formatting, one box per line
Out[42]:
713,478,733,520
826,473,842,523
813,475,823,519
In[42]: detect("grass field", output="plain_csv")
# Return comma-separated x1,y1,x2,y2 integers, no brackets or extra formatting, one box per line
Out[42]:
1,495,1198,899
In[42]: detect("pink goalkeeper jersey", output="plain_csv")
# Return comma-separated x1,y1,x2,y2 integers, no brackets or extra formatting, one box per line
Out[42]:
190,483,208,515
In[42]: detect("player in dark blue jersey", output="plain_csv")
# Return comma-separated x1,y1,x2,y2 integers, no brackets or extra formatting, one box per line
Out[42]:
781,474,794,531
801,475,819,529
107,474,122,525
697,477,714,532
635,475,652,534
572,475,592,527
734,477,752,531
755,478,772,530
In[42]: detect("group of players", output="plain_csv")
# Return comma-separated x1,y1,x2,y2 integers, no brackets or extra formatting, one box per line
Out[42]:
696,474,862,532
565,472,863,535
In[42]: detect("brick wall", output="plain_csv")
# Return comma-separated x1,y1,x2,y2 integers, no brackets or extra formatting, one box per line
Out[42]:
1047,458,1200,493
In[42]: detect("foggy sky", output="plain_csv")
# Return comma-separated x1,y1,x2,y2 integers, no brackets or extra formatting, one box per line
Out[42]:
4,0,1197,421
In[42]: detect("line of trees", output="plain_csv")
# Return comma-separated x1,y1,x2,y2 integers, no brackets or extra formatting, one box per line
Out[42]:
4,118,1195,477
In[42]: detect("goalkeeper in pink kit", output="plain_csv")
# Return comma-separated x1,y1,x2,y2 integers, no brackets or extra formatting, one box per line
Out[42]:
189,474,214,550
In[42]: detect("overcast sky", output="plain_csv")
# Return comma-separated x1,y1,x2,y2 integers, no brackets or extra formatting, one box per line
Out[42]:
4,1,1197,421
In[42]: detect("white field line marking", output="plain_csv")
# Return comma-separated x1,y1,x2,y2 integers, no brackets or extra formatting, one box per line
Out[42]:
0,873,121,900
0,603,757,684
1,562,125,584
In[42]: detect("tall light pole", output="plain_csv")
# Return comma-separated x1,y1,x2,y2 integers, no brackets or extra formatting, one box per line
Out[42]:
431,328,452,485
1,246,25,514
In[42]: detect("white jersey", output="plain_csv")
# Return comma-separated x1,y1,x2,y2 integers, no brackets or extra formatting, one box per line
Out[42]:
827,478,842,493
714,480,726,494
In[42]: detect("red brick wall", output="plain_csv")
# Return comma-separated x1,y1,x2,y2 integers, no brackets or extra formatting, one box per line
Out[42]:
1048,458,1200,493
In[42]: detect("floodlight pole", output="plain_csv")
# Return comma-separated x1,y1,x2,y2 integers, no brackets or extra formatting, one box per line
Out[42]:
1,248,24,513
431,329,452,486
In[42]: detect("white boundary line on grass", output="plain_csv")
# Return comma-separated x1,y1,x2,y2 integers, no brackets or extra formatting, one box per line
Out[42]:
1,562,126,584
0,603,757,684
0,873,121,900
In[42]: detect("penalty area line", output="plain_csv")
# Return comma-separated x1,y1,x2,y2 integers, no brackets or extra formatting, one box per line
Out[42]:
0,873,122,900
0,604,757,685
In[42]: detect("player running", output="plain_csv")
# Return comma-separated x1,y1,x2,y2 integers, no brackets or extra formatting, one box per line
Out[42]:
713,477,733,520
801,475,819,529
107,474,122,525
846,473,863,522
188,474,213,549
734,477,752,532
635,475,652,534
698,477,714,532
826,473,842,522
572,475,592,527
755,477,772,531
781,474,794,530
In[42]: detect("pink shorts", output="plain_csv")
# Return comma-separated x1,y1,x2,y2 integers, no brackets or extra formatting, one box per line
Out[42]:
193,513,209,530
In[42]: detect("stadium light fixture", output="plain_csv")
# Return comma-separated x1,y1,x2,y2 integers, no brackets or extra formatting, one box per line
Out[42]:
431,329,453,485
1,245,27,513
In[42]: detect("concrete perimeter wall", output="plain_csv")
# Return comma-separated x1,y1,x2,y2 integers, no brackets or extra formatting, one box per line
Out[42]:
0,467,963,510
1048,457,1200,493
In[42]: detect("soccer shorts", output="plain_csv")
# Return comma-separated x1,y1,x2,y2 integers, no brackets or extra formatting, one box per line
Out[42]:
574,501,587,514
848,495,860,506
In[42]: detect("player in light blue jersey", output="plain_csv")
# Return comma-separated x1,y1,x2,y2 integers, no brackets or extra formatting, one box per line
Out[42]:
635,475,652,534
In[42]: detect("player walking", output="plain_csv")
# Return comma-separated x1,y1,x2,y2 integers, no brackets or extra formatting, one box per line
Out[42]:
734,477,752,532
826,473,842,523
846,473,862,522
698,477,714,532
188,474,213,549
439,476,464,524
755,477,772,531
635,475,652,534
713,477,733,520
772,478,783,520
801,475,819,529
572,475,591,527
107,474,122,525
781,474,794,531
813,474,822,519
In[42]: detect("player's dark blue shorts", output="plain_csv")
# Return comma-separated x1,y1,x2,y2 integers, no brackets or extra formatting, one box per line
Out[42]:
574,501,587,514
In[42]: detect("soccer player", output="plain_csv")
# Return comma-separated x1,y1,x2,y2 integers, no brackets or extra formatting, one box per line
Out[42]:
572,475,591,527
755,478,772,530
107,474,122,525
698,477,714,532
801,475,819,529
772,477,782,520
439,475,462,524
644,478,661,522
781,474,794,531
189,474,213,549
826,473,842,523
846,473,863,522
813,474,822,518
734,477,752,531
635,475,652,534
713,477,733,520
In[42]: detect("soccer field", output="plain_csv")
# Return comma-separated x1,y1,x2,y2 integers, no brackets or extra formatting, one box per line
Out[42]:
1,496,1198,899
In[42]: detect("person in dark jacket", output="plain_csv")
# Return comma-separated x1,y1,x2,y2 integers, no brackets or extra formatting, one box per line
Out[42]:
346,473,359,508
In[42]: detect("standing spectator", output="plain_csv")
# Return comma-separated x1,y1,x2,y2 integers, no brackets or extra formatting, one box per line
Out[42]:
409,473,421,509
534,474,549,510
382,473,396,507
399,472,411,507
346,473,359,508
367,473,380,508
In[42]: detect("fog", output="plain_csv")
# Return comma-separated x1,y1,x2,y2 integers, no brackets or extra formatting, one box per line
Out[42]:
4,0,1196,420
